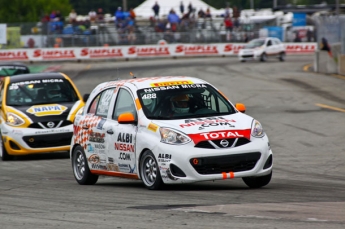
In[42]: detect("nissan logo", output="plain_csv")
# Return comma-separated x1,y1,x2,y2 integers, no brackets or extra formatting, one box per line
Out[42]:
220,139,229,148
47,122,55,128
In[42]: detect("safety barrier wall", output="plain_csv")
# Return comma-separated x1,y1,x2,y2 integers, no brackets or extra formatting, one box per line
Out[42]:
0,42,316,62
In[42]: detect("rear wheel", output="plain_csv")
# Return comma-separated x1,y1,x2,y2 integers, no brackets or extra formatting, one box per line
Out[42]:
72,145,98,185
0,134,13,161
140,150,163,190
279,52,286,61
242,171,272,188
260,53,267,62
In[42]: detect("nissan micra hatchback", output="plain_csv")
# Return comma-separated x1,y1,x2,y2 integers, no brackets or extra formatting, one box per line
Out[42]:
0,72,85,160
70,76,273,190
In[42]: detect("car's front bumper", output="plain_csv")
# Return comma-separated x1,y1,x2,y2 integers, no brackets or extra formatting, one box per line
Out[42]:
152,135,273,184
1,123,73,155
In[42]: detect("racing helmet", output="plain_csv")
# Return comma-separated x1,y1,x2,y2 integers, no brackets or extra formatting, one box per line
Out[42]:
170,94,190,114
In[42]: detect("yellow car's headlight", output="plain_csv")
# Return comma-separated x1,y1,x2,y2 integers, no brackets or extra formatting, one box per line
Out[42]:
6,112,25,126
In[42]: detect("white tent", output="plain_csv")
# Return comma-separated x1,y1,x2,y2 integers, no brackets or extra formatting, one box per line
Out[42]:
133,0,225,19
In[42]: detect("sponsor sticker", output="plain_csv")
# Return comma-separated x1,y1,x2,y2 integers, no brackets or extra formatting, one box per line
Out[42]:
26,104,67,116
148,123,158,132
150,80,193,87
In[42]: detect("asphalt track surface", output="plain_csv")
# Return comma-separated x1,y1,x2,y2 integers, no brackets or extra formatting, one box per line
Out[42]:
1,55,345,229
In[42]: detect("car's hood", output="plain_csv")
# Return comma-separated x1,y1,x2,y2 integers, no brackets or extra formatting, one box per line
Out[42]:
6,102,79,122
152,113,254,143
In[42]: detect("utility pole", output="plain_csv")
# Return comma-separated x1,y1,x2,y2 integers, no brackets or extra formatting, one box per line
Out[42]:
273,0,277,9
336,0,340,16
123,0,128,11
250,0,254,9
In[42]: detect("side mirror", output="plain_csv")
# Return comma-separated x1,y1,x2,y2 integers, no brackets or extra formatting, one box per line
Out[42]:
83,93,90,103
118,112,137,124
235,103,246,113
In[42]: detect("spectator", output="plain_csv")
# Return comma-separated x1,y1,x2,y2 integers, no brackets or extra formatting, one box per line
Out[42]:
180,1,185,14
89,9,97,23
307,28,313,42
97,8,104,23
198,9,206,18
152,1,160,18
224,6,230,18
55,10,63,22
205,8,211,18
167,9,180,32
115,7,125,28
69,9,77,25
50,10,56,21
321,37,332,56
224,15,233,41
188,2,193,14
129,8,136,20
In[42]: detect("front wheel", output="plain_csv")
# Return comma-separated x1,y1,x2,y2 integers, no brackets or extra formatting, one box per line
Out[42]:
242,171,272,188
260,53,267,62
140,150,163,190
279,52,286,61
0,134,13,161
72,145,98,185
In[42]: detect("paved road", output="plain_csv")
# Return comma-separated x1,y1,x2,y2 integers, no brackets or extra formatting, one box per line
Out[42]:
1,56,345,229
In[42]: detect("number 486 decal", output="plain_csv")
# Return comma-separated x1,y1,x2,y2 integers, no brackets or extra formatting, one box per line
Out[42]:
142,93,156,99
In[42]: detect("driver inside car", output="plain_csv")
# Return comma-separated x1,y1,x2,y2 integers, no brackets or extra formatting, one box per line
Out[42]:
170,94,191,115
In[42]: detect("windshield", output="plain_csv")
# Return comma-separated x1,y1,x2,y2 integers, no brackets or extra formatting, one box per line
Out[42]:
137,83,236,120
0,66,30,76
6,78,79,106
244,39,265,49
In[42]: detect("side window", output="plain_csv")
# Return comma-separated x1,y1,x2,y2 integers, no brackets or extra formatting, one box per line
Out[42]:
87,88,115,116
267,40,272,46
95,88,116,117
112,88,137,120
88,94,100,115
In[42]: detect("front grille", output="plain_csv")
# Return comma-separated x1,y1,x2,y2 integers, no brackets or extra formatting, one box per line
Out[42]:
23,132,73,148
195,137,250,149
28,120,72,129
190,152,261,175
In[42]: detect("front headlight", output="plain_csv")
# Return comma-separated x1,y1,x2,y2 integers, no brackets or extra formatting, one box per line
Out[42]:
251,120,265,138
160,127,191,145
76,106,84,116
6,112,25,126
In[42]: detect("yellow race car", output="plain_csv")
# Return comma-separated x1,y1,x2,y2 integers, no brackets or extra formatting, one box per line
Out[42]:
0,72,85,160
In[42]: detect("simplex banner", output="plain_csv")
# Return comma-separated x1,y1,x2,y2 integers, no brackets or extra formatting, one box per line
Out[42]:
0,42,317,62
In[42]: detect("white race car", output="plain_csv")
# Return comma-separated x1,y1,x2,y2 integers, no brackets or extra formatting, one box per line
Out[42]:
238,37,286,62
71,76,273,190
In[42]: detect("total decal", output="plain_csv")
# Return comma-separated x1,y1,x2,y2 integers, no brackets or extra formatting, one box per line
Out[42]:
26,104,68,117
80,48,123,58
175,44,219,55
0,50,29,61
127,46,170,57
188,129,251,144
33,49,76,60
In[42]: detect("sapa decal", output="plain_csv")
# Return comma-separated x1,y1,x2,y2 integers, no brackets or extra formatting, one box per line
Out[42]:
26,104,67,116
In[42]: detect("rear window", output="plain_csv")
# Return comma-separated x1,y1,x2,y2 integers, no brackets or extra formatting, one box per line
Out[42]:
6,78,79,106
0,66,30,76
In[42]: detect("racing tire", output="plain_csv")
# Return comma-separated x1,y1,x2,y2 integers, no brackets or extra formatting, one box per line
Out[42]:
0,134,13,161
260,53,267,62
72,145,98,185
279,52,286,62
242,171,272,189
140,150,163,190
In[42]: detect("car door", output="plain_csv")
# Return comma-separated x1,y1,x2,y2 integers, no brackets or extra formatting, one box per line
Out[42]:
84,88,116,171
265,39,276,56
103,87,138,175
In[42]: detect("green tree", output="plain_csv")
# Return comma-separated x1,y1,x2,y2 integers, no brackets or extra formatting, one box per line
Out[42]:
0,0,72,23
